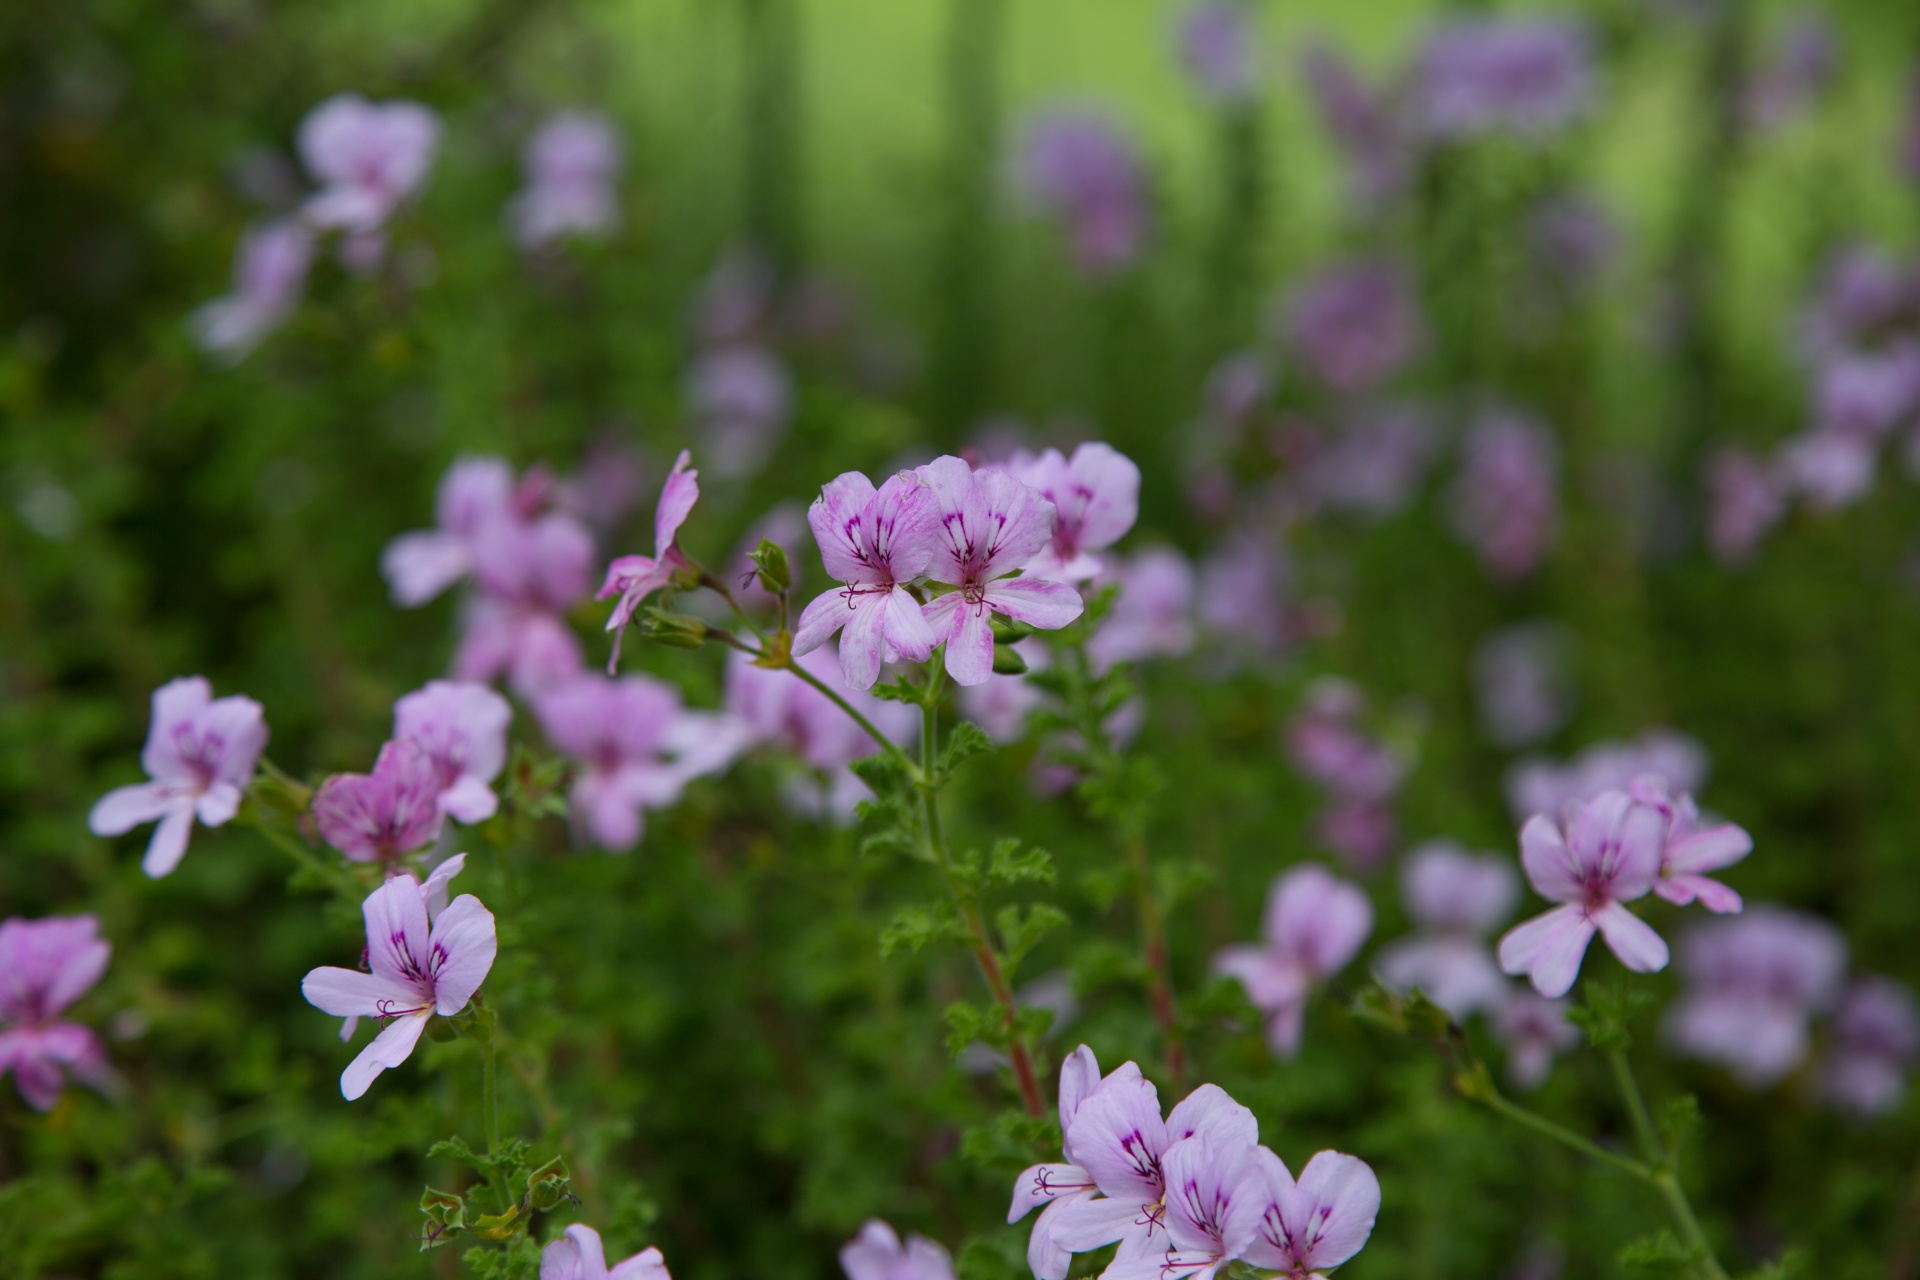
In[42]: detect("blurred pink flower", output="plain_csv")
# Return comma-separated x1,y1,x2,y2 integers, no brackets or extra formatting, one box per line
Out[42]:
1496,989,1580,1089
1301,44,1413,212
1705,448,1786,564
457,510,595,694
1015,109,1152,277
1776,429,1877,511
191,219,313,361
1472,623,1573,749
726,645,916,820
1197,534,1290,653
382,456,519,606
393,680,513,824
1287,679,1402,802
541,1225,671,1280
1663,906,1845,1086
510,112,622,248
1296,405,1438,518
298,94,440,238
1450,413,1558,580
600,450,699,670
1214,864,1373,1056
1377,842,1519,1017
1002,442,1141,583
313,738,445,865
1507,728,1707,823
1176,2,1259,106
1087,547,1196,673
840,1220,956,1280
0,915,112,1111
1282,262,1421,393
1821,977,1920,1119
687,347,792,479
1413,20,1593,141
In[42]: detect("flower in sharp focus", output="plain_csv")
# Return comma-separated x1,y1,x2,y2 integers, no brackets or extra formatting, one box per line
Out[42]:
794,468,941,691
918,456,1086,685
89,676,268,878
1496,989,1580,1090
0,915,113,1111
1214,864,1373,1057
840,1220,956,1280
1176,2,1259,107
1241,1148,1382,1280
300,871,496,1099
392,680,513,823
1820,977,1920,1119
1014,109,1152,278
331,853,470,1044
1497,789,1670,999
1505,728,1707,823
1662,906,1846,1088
510,111,623,249
190,219,314,361
1001,441,1142,583
1007,1044,1109,1280
1156,1136,1265,1280
1281,262,1421,394
540,1225,671,1280
297,93,440,239
312,738,446,865
599,450,700,671
1627,777,1752,913
381,456,518,607
1376,842,1518,1019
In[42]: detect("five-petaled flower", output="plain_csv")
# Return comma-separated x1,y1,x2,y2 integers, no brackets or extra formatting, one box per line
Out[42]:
298,94,441,238
301,868,497,1099
0,915,113,1111
1213,864,1373,1057
539,1224,671,1280
794,468,941,691
1003,443,1141,583
600,450,700,671
393,680,514,824
88,676,269,878
1241,1148,1382,1280
313,737,446,865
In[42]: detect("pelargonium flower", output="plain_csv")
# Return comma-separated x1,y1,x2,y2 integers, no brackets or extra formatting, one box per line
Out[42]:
1085,548,1196,674
794,468,940,691
1741,15,1836,135
509,112,623,249
1496,990,1580,1089
918,456,1085,686
1007,1043,1109,1279
1663,906,1846,1087
600,450,700,671
1214,864,1373,1056
191,219,314,361
332,853,471,1044
534,672,746,851
1282,262,1421,394
1197,534,1289,653
1627,777,1752,913
1176,2,1258,106
457,510,596,694
1472,622,1573,749
1295,406,1438,519
1704,448,1786,566
1412,20,1593,142
1775,428,1877,511
382,456,519,607
1241,1147,1382,1280
1450,413,1558,581
313,737,446,865
1821,977,1920,1119
1015,109,1152,277
1156,1134,1264,1280
1002,442,1142,582
1506,728,1707,823
540,1225,671,1280
1301,44,1413,213
1286,679,1403,802
393,680,513,823
0,915,113,1111
298,94,441,237
89,676,269,878
1314,798,1397,873
300,870,496,1099
1376,842,1518,1018
725,645,917,819
840,1220,956,1280
1497,789,1670,998
687,347,792,479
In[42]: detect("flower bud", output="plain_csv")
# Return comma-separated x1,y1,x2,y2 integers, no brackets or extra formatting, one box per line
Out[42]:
992,644,1030,676
641,608,712,650
990,615,1035,644
419,1186,467,1250
749,538,791,594
526,1154,572,1211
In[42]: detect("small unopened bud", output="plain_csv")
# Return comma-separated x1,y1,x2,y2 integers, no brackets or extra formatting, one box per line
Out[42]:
420,1187,467,1248
641,608,711,650
526,1155,572,1211
990,616,1035,644
424,1015,457,1044
749,538,791,594
991,643,1029,676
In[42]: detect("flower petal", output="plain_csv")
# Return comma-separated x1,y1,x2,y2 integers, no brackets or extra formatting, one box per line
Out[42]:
88,782,173,836
984,577,1085,631
1591,902,1669,974
340,1011,429,1100
302,966,427,1018
1497,904,1596,999
141,804,197,878
428,894,499,1014
943,598,997,687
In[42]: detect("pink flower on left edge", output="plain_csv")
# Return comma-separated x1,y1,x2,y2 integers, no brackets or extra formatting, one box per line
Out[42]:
1001,442,1141,583
1497,789,1670,999
312,738,445,865
917,455,1085,687
301,871,496,1100
89,676,268,878
1213,864,1372,1057
541,1225,671,1280
840,1221,956,1280
393,680,513,824
0,915,112,1111
599,450,699,672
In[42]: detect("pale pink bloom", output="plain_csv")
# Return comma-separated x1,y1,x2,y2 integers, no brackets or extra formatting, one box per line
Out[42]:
1812,344,1920,439
1176,3,1259,106
599,450,699,671
1215,864,1373,1057
541,1225,670,1280
688,347,792,479
1296,407,1438,518
795,468,941,690
1151,1136,1266,1280
1203,351,1273,426
1282,263,1421,394
725,645,916,819
1002,443,1142,582
301,871,496,1099
1742,15,1835,134
534,672,746,851
1497,790,1670,999
510,112,622,248
191,219,314,360
1776,429,1877,511
1198,534,1289,652
1242,1147,1381,1280
1377,843,1518,1018
958,650,1049,744
1007,1044,1110,1280
1015,109,1152,277
918,456,1085,686
1301,44,1412,213
1087,548,1196,673
298,94,440,236
381,456,519,607
1663,907,1846,1086
1412,20,1594,142
0,915,112,1110
840,1220,956,1280
1496,989,1580,1089
456,510,596,694
1286,680,1403,802
1450,413,1558,580
392,680,513,824
1821,977,1920,1119
1627,777,1751,914
1506,729,1707,823
333,853,470,1043
89,676,268,878
1705,448,1786,565
313,738,445,865
1472,623,1573,749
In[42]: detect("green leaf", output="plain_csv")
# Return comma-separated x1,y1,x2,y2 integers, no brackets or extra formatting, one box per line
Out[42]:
1659,1094,1701,1159
1618,1232,1704,1274
937,720,995,778
986,838,1056,888
944,1000,1002,1055
1572,980,1656,1053
996,903,1069,972
867,677,925,705
426,1137,490,1175
879,904,959,958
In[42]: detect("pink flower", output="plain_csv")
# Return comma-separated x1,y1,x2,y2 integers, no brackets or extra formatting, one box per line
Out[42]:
301,870,496,1099
840,1221,956,1280
599,450,700,671
1821,977,1920,1119
540,1225,671,1280
1627,778,1752,914
1176,3,1259,106
918,456,1086,686
1376,842,1518,1018
457,510,596,694
89,676,268,878
1015,109,1152,277
1197,534,1289,653
1241,1148,1381,1280
1302,45,1412,212
1154,1135,1266,1280
1002,442,1142,582
1705,448,1785,565
688,348,792,479
1007,1044,1109,1280
191,219,314,361
1314,799,1397,872
1506,729,1707,823
725,645,916,819
1662,907,1846,1086
298,94,440,236
510,112,622,248
1282,263,1421,393
0,915,112,1111
794,468,941,691
382,456,519,607
1086,548,1196,673
393,680,513,824
1413,20,1593,141
1296,406,1438,518
1497,790,1671,998
1496,990,1580,1089
534,673,746,851
1472,623,1573,749
1286,680,1402,801
1776,429,1877,511
312,738,446,865
1214,864,1373,1057
1450,413,1558,580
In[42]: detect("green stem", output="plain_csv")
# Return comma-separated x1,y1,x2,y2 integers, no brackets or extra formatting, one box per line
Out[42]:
784,655,924,781
483,1037,513,1213
1474,1088,1654,1181
1609,1051,1728,1280
246,815,360,900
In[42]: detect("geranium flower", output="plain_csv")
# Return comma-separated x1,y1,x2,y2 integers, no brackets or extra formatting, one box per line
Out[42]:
600,450,699,671
540,1225,671,1280
393,680,513,823
313,738,446,865
1214,864,1373,1056
794,469,941,690
840,1220,956,1280
381,456,518,607
0,915,113,1111
1242,1148,1382,1280
1002,442,1141,582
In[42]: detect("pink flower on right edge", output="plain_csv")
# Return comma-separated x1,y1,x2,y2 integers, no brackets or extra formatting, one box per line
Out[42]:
0,915,113,1111
1213,864,1373,1056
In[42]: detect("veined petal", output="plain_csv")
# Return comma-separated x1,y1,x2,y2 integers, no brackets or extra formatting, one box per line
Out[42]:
363,874,432,985
302,966,427,1018
1288,1151,1380,1271
944,598,997,687
1497,904,1596,999
428,894,498,1014
984,577,1085,631
1591,902,1669,974
1046,1195,1145,1253
793,587,855,655
1010,1163,1098,1223
837,586,894,691
878,586,937,663
340,1011,430,1100
1165,1083,1258,1149
1065,1074,1168,1202
810,471,883,584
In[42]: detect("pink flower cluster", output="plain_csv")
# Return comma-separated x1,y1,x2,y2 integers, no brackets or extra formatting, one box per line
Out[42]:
1285,680,1406,869
1011,1044,1380,1280
1213,864,1372,1057
0,915,113,1111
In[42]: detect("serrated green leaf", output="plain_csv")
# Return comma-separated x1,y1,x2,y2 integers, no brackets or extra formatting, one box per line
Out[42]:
879,904,957,958
987,838,1056,888
937,720,995,777
1618,1232,1704,1273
